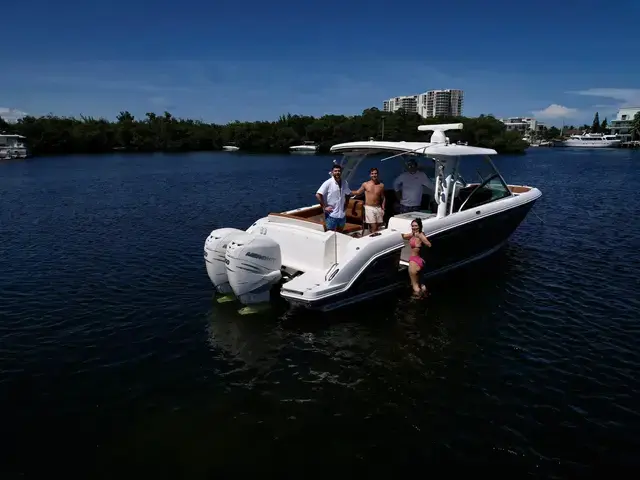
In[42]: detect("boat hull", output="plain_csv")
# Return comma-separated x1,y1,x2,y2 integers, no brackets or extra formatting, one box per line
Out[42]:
556,140,621,148
420,199,535,277
284,199,538,312
0,148,29,159
283,248,406,312
289,149,317,154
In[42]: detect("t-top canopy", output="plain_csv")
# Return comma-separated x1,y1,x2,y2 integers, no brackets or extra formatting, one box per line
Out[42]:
331,123,497,157
330,140,497,157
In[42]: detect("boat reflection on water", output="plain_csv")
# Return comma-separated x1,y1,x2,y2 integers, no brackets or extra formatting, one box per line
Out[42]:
205,294,285,370
203,244,526,378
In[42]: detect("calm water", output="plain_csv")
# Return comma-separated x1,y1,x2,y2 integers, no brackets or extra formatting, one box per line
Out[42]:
1,149,639,477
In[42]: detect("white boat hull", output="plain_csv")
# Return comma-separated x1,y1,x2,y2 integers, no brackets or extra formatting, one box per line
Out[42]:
204,125,543,313
558,139,622,148
289,146,318,154
0,148,29,159
204,185,541,312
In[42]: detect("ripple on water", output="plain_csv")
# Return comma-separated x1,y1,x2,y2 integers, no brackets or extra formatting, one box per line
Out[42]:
1,150,640,476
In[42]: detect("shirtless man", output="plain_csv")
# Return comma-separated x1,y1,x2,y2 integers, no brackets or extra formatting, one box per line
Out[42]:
351,167,386,233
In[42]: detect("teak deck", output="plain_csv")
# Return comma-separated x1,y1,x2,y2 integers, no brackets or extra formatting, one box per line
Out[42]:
270,199,365,234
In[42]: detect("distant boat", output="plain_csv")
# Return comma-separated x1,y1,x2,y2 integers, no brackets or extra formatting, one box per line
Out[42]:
523,132,551,148
0,133,29,159
556,132,622,148
528,140,552,148
289,141,318,154
222,143,240,152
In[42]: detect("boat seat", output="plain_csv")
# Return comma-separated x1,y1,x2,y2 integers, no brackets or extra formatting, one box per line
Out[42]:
345,198,364,225
269,211,362,234
273,199,364,235
342,222,364,234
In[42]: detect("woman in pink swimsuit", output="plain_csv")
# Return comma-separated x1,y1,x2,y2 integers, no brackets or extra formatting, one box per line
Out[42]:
401,218,432,297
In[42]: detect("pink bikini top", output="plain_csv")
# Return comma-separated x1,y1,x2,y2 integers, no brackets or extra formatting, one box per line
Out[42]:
409,236,418,248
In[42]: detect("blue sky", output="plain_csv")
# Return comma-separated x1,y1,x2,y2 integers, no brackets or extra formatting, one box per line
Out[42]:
1,0,639,126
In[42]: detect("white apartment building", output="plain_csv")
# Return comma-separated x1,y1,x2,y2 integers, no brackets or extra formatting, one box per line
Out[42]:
382,95,419,114
500,117,543,134
382,89,464,118
418,89,464,118
608,107,639,142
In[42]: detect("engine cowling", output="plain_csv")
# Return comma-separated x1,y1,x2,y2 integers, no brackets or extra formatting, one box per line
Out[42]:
225,232,282,305
204,227,245,294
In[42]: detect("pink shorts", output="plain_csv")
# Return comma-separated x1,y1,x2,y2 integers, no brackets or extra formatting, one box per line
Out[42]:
409,255,424,269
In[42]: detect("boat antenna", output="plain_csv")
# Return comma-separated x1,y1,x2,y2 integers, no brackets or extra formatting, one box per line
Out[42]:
380,123,463,162
380,145,432,162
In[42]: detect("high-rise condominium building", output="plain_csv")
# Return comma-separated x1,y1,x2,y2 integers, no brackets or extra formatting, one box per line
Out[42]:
382,95,419,114
418,89,464,118
383,89,464,118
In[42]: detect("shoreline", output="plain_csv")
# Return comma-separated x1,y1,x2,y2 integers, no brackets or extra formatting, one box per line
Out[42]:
1,109,530,156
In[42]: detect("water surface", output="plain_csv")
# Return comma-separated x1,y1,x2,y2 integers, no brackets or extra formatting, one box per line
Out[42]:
1,148,639,477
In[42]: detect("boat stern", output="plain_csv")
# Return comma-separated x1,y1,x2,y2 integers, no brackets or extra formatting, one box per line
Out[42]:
279,229,406,311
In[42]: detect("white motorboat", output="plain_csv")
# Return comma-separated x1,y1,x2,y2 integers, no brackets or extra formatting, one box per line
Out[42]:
222,144,240,152
528,140,552,148
0,134,29,159
289,141,318,154
557,132,622,148
204,123,542,313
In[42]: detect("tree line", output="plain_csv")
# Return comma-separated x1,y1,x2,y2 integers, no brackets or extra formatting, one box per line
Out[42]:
0,107,530,155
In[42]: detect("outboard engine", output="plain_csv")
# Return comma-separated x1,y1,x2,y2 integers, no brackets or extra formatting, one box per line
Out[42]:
204,228,245,293
225,232,282,305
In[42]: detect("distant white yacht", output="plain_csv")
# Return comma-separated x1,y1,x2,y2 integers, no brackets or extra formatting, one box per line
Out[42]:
222,143,240,152
0,134,29,159
289,141,318,154
558,132,622,148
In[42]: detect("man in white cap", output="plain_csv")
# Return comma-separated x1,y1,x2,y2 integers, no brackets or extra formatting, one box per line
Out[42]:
393,158,435,213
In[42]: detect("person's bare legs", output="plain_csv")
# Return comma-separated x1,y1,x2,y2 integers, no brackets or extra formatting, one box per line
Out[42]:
408,261,422,296
418,268,428,296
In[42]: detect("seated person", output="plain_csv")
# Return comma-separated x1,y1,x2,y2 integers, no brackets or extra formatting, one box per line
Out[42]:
393,158,435,213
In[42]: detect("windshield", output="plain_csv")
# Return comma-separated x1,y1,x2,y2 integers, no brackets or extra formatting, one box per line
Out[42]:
455,154,499,185
347,152,435,189
453,155,512,212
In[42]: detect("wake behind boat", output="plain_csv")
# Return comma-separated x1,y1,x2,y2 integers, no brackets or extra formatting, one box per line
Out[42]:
204,123,542,313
